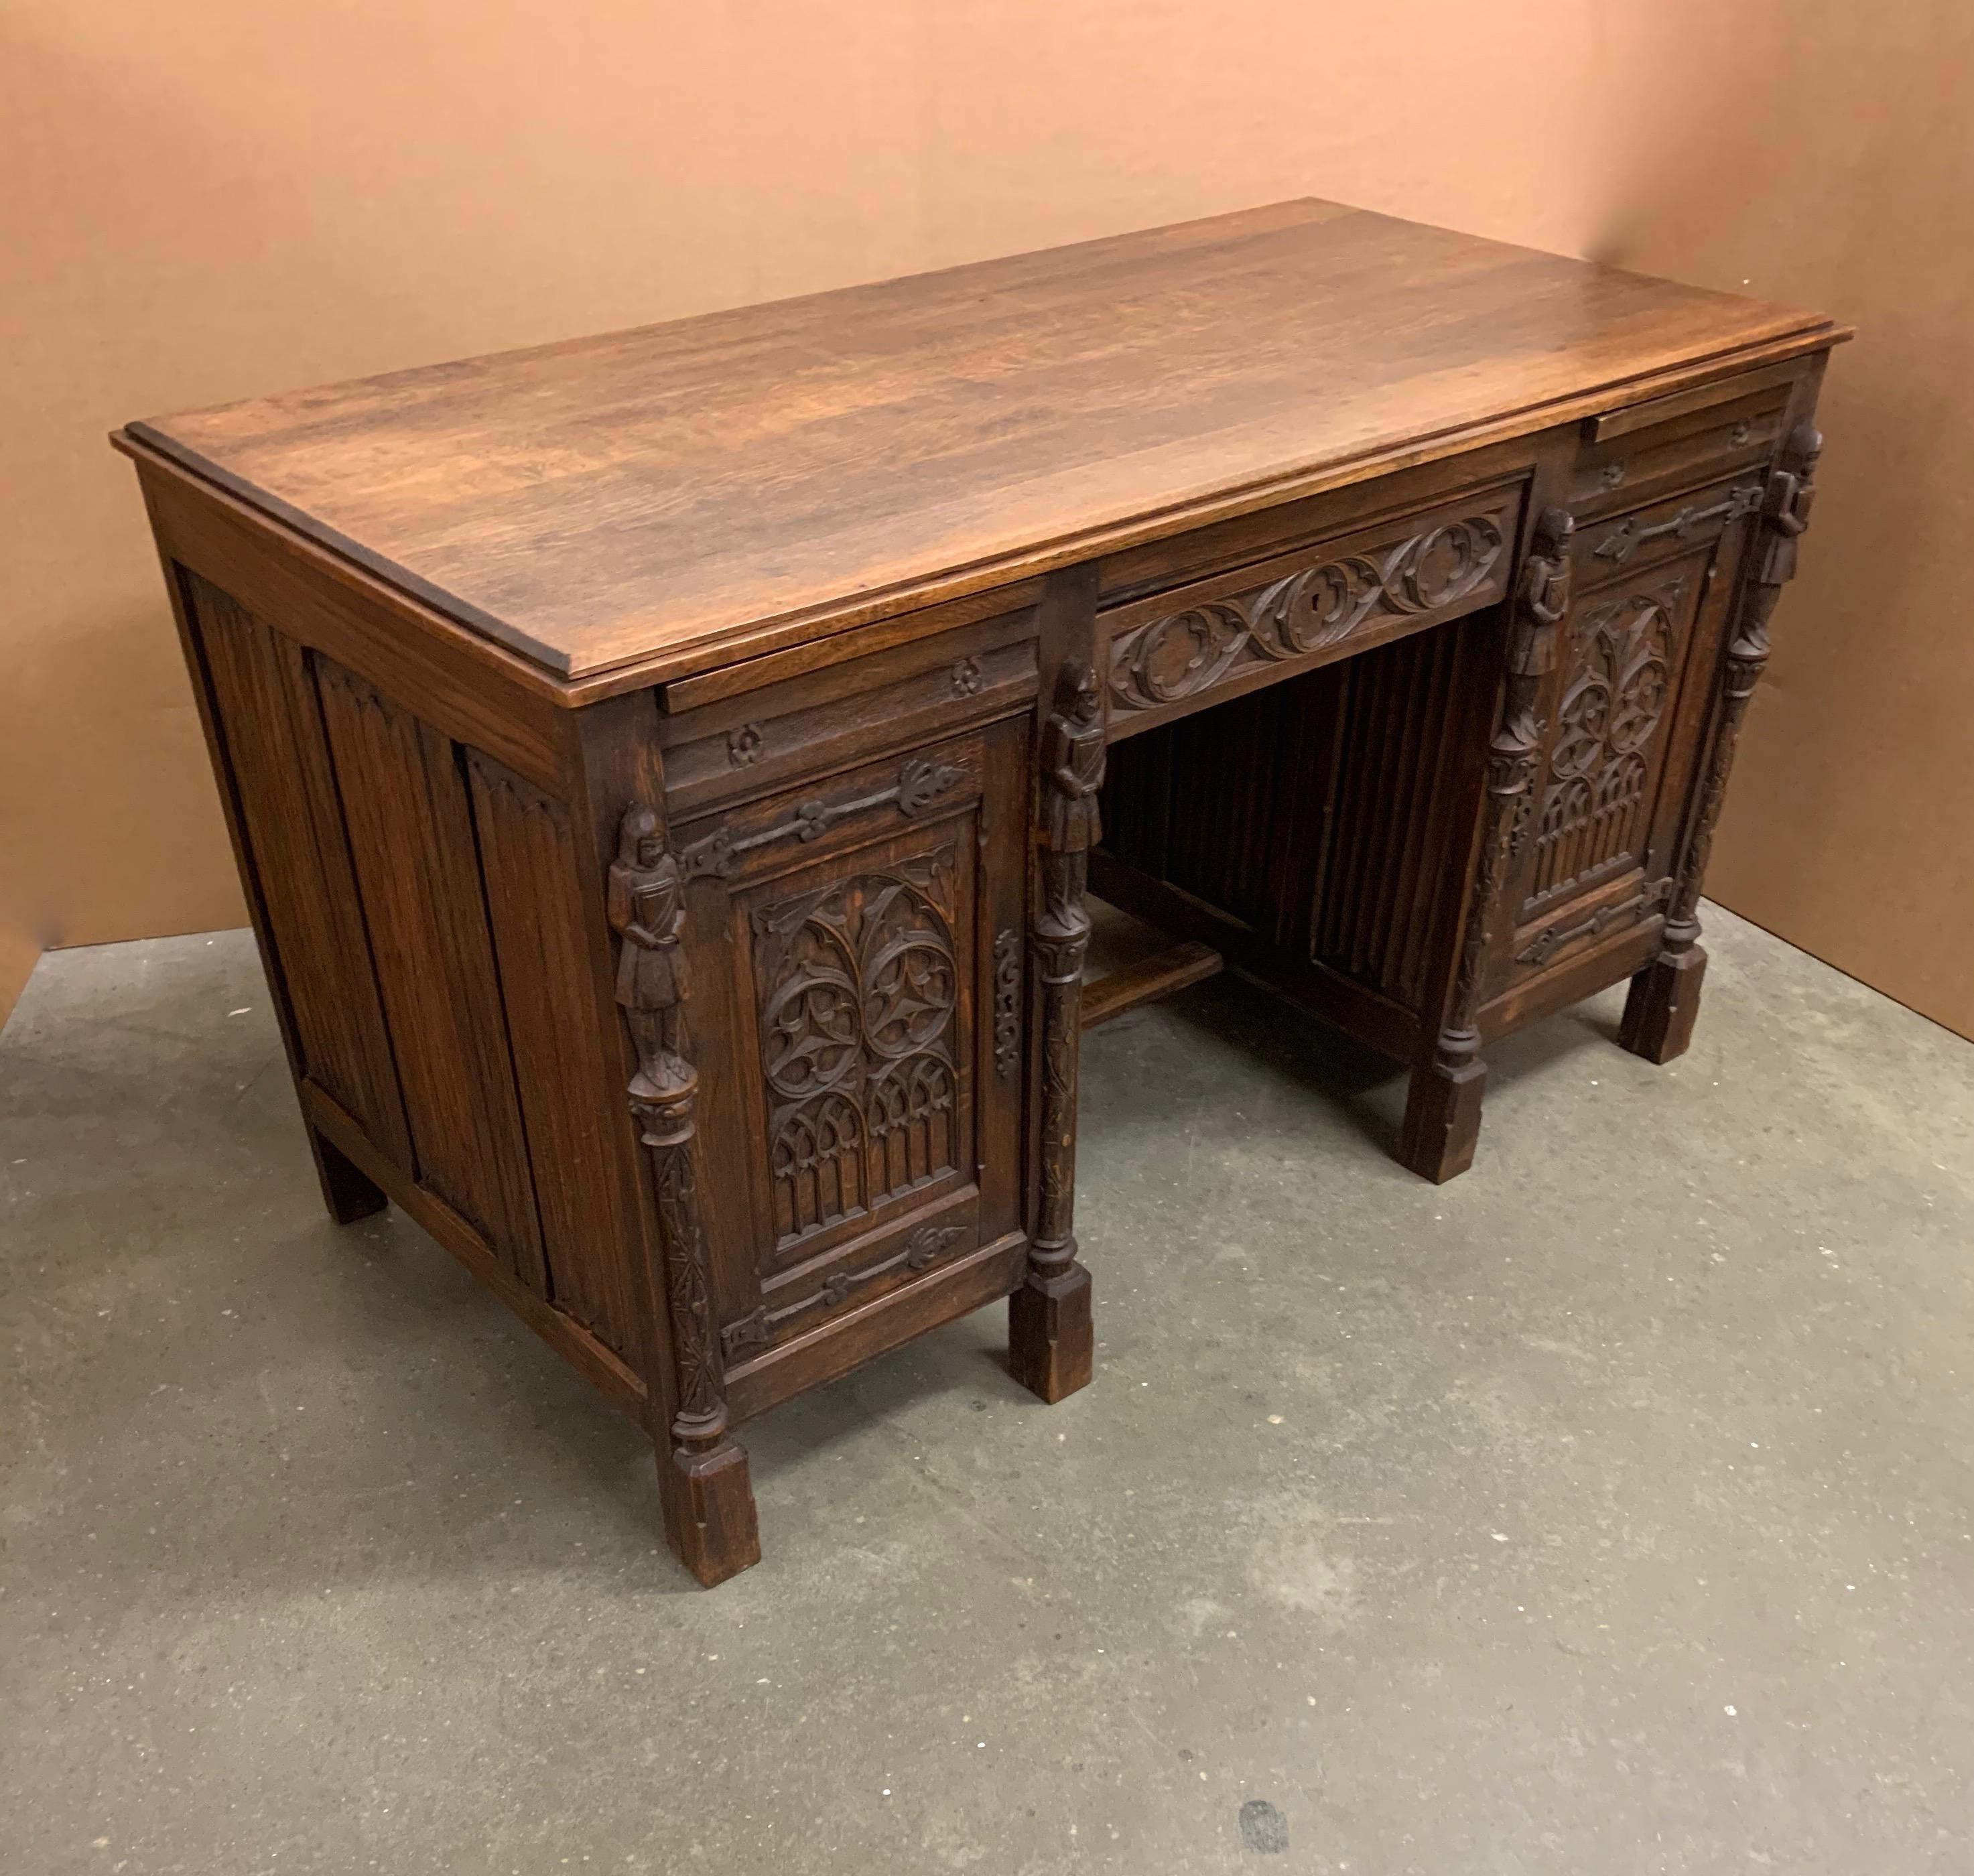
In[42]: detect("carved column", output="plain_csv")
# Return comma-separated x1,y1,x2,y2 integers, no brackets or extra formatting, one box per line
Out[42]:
608,805,760,1586
1401,507,1573,1183
1621,421,1823,1065
1010,664,1102,1402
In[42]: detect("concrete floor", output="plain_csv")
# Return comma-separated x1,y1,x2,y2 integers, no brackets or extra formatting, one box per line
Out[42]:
3,906,1972,1875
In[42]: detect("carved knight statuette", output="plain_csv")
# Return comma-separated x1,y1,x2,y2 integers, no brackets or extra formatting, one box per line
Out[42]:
1041,665,1106,858
1498,507,1573,778
608,806,693,1112
1729,421,1823,684
606,801,756,1581
1011,657,1104,1400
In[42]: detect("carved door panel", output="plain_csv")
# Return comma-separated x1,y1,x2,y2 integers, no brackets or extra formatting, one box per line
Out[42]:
670,720,1029,1366
1506,497,1753,980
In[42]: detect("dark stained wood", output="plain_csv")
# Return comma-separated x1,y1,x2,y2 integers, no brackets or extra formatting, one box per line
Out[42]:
184,575,413,1169
604,787,760,1588
314,662,550,1291
119,200,1844,1587
1080,942,1224,1031
468,752,643,1359
123,202,1841,688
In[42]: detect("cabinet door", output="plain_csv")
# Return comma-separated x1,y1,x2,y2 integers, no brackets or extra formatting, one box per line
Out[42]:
1504,476,1758,982
671,719,1029,1371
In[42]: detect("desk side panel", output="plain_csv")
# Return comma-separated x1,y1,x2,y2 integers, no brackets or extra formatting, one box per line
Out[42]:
170,557,647,1378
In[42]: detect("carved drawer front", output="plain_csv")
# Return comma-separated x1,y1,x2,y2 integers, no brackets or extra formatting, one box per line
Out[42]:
656,607,1037,816
673,720,1029,1369
1099,482,1524,741
1571,366,1796,519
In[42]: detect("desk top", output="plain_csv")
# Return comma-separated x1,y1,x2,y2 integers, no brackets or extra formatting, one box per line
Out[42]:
124,199,1842,685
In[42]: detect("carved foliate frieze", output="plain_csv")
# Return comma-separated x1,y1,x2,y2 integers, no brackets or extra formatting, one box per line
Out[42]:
1107,504,1511,716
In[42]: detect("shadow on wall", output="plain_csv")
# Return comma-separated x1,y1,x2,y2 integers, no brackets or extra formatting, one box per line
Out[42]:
1582,1,1974,1040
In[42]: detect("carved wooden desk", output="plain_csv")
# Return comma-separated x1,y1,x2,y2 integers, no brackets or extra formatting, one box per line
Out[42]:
116,200,1846,1585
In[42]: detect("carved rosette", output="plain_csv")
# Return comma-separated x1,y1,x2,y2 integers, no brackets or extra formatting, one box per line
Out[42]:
1108,511,1508,715
1664,423,1822,937
1439,508,1574,1061
608,805,735,1459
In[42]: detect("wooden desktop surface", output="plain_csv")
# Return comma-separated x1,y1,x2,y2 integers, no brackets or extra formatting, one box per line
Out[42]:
125,199,1840,683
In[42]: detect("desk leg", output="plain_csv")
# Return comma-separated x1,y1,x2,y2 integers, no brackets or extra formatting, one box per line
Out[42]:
1012,662,1101,1402
635,1078,761,1587
608,805,760,1587
306,1122,389,1224
1623,422,1821,1067
1013,845,1096,1401
1404,511,1571,1183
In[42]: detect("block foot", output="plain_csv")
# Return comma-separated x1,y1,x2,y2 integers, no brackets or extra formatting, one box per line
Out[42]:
1399,1052,1488,1185
308,1125,389,1225
1620,943,1708,1065
659,1438,761,1588
1010,1262,1093,1404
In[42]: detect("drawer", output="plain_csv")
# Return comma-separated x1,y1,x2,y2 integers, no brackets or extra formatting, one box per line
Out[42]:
1571,364,1797,519
1101,479,1525,740
1570,471,1766,592
657,608,1036,816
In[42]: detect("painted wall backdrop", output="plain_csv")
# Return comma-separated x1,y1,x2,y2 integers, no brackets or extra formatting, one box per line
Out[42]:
3,1,1967,1036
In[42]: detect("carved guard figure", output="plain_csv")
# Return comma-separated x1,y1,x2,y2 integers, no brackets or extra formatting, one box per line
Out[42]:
608,806,692,1103
1756,422,1821,591
1041,666,1106,857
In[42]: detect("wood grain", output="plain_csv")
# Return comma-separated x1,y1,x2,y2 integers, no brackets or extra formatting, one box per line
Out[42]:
123,201,1842,684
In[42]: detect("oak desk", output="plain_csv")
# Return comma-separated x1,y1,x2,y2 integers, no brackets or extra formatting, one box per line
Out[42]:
116,200,1846,1585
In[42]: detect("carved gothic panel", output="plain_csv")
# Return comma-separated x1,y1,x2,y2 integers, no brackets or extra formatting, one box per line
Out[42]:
1524,567,1696,911
750,848,963,1247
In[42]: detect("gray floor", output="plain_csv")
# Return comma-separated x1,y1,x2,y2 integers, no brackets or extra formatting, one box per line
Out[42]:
3,907,1971,1875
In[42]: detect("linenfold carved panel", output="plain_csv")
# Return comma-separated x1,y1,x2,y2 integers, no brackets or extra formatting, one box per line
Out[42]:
751,848,962,1246
1106,497,1515,719
1524,567,1693,909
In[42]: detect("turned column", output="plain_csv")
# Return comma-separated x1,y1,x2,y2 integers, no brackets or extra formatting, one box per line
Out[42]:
607,807,761,1585
1401,507,1573,1183
1010,663,1102,1402
1621,421,1823,1064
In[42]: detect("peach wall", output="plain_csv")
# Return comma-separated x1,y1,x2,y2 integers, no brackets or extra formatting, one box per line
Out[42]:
2,2,1963,1036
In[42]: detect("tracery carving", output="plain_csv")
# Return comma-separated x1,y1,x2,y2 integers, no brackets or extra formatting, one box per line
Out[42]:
1526,575,1687,904
752,849,963,1246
